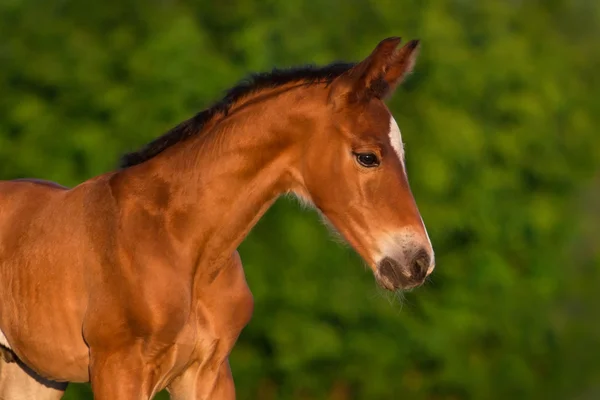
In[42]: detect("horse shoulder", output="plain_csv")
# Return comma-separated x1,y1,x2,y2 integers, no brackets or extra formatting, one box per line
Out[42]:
193,251,254,343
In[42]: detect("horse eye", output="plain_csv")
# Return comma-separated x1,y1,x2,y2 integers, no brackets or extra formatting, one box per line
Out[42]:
356,153,380,167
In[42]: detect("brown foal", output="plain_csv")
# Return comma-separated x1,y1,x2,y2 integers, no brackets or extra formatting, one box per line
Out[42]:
0,37,434,399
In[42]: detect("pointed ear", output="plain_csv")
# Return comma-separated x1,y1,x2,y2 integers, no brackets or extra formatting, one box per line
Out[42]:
329,37,420,105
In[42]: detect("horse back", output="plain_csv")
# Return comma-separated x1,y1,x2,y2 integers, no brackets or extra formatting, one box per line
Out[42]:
10,178,70,190
0,178,69,224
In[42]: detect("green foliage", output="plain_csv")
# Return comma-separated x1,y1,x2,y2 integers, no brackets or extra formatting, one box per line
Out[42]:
1,0,599,399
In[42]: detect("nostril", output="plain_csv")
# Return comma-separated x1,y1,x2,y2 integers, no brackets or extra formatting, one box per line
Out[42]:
378,257,399,282
410,249,431,281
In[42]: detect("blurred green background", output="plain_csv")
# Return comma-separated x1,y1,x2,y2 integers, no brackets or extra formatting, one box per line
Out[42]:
1,0,599,399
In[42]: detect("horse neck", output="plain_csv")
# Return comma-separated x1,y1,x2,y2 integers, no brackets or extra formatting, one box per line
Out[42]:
119,84,326,274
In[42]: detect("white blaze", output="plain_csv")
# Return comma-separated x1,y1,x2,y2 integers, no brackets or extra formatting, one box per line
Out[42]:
384,115,436,275
388,116,405,165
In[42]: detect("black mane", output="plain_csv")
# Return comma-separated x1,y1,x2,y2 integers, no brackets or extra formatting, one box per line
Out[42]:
119,62,356,168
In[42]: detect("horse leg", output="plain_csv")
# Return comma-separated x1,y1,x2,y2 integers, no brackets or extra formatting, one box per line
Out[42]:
89,347,158,400
0,355,67,400
168,358,235,400
168,252,253,400
209,359,236,399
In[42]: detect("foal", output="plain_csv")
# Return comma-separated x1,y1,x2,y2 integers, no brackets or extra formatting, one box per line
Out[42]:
0,37,434,399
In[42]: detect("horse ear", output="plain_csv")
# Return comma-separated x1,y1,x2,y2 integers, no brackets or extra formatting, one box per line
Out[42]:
329,37,420,105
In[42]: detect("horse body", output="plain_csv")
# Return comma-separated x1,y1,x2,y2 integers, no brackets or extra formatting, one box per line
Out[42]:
0,37,434,399
0,171,255,396
0,179,90,380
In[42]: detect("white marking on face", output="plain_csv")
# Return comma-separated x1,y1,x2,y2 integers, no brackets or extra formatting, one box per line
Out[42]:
0,329,11,350
374,227,434,274
374,229,418,268
419,216,433,249
420,216,435,274
388,116,405,165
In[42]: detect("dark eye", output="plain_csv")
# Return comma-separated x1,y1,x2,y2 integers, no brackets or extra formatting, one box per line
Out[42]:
355,153,380,168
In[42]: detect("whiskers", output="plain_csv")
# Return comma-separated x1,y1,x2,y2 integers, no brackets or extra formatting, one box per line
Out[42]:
422,269,436,288
369,282,409,314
